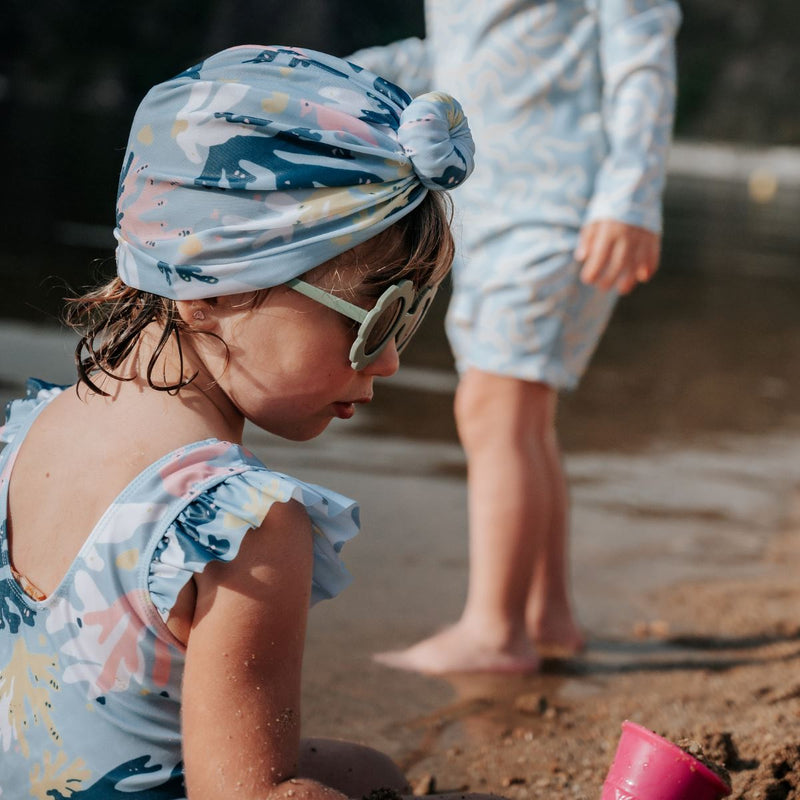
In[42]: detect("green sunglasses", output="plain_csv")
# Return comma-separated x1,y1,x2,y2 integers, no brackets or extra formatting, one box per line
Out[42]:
285,278,438,370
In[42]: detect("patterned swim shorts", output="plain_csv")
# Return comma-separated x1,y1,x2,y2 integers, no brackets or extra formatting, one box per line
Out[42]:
445,231,617,391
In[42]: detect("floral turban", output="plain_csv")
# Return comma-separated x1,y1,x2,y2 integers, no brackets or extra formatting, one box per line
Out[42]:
114,45,475,300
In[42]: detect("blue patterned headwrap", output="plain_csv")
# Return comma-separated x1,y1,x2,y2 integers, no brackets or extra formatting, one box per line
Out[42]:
114,45,475,300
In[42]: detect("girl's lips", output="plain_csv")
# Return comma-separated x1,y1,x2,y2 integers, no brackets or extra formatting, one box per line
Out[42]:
332,397,371,420
333,401,355,419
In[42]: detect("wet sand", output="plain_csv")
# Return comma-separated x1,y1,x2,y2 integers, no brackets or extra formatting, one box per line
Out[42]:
2,174,799,798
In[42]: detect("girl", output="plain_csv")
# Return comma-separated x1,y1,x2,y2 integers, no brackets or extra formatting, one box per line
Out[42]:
0,45,477,799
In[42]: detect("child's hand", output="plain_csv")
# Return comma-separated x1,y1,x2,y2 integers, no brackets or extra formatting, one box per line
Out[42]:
575,220,661,295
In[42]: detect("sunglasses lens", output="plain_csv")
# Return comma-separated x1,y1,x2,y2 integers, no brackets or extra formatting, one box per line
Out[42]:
347,281,433,370
363,297,405,355
395,291,435,353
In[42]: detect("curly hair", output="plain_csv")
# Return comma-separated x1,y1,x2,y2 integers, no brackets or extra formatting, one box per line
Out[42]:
65,191,454,396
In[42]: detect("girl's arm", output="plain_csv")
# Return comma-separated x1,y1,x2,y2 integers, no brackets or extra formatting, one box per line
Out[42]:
181,498,347,800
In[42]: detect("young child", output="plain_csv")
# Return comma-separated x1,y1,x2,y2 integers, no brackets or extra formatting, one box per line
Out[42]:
0,45,477,799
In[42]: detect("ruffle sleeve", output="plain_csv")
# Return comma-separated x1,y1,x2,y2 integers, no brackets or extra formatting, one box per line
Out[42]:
148,467,360,620
1,378,65,445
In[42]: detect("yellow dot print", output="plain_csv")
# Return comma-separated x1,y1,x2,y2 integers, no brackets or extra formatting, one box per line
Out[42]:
137,125,154,145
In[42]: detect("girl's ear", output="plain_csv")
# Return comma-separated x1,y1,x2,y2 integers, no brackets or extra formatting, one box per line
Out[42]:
175,299,218,330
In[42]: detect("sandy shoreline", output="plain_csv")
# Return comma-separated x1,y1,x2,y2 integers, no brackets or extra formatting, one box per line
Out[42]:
256,408,800,800
377,522,800,800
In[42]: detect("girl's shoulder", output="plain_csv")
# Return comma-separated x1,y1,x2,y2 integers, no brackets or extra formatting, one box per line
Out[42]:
147,441,361,620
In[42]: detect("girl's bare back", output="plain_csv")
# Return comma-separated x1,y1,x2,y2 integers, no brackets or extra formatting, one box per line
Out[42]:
7,377,220,598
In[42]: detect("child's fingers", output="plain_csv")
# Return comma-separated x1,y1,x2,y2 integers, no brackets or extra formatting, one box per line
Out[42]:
598,236,633,291
578,221,662,293
582,225,631,290
615,266,640,295
631,235,662,285
614,241,656,294
578,224,613,285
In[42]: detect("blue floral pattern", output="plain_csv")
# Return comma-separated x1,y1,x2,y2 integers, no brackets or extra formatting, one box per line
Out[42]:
0,380,359,797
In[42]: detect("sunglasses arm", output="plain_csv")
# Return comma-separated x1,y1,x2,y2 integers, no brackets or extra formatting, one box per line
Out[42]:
285,278,368,324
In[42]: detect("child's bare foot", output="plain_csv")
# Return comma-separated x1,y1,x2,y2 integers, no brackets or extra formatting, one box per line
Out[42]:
373,622,541,675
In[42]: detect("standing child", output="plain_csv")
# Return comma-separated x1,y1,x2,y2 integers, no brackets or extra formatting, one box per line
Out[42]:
0,45,476,798
350,0,680,674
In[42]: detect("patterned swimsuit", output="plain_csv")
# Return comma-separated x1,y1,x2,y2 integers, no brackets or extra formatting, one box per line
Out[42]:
0,379,359,798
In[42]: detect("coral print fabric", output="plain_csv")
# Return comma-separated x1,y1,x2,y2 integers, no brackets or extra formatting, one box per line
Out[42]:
115,45,474,300
0,380,359,798
350,0,680,388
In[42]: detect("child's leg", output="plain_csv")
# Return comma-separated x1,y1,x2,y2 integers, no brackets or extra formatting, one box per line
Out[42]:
524,411,585,655
459,370,582,656
377,368,577,674
299,738,409,796
454,370,553,658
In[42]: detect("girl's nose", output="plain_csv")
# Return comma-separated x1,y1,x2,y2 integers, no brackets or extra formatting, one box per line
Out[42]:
363,338,400,377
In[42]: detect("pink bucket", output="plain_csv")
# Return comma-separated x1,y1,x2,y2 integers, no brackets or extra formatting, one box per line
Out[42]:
602,721,732,800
